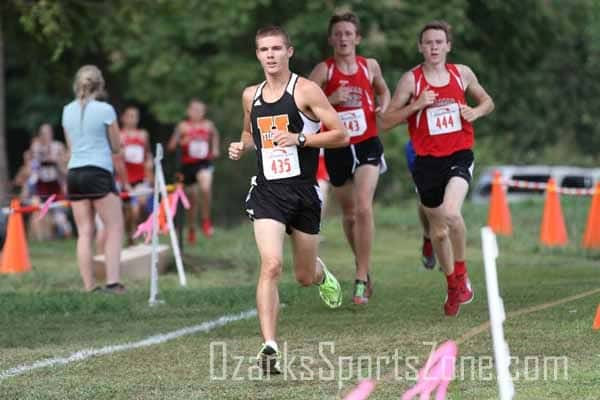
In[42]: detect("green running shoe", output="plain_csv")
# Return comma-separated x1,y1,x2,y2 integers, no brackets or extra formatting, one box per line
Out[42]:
317,257,342,308
353,280,369,305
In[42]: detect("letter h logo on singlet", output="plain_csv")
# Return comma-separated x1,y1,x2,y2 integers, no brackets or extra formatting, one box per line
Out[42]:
257,115,290,148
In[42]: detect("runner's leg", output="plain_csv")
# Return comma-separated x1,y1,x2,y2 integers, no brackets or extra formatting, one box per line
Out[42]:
254,219,286,343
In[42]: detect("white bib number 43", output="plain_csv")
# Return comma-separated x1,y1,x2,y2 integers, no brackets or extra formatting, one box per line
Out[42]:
189,140,209,159
338,109,367,137
262,146,301,180
426,102,463,135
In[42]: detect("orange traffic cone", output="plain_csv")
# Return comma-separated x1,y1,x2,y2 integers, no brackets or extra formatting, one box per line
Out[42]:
593,304,600,330
487,170,512,236
540,178,568,246
0,199,31,274
582,183,600,248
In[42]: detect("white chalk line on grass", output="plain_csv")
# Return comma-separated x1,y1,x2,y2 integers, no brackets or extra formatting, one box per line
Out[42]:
0,308,257,381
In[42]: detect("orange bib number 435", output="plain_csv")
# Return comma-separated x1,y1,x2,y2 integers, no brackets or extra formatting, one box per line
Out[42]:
257,115,301,180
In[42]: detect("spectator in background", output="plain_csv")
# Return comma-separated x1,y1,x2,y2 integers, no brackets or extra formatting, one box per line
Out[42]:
13,144,36,200
168,99,220,242
62,65,127,293
120,106,153,244
27,123,72,240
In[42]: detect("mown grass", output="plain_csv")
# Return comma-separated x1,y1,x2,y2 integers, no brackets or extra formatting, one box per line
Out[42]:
0,195,599,399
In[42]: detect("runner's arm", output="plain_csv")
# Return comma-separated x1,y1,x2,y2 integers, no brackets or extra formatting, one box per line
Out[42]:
379,72,422,131
240,86,256,152
308,62,328,89
209,121,221,158
309,61,351,106
296,79,348,149
167,123,182,152
457,65,494,122
142,130,154,181
368,59,391,113
229,86,256,160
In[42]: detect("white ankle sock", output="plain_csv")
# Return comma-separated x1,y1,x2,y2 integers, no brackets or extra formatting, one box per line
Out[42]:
265,340,278,352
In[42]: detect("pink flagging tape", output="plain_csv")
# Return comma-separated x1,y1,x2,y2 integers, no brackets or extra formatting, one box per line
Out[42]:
401,340,458,400
35,194,57,221
133,215,154,244
134,193,184,244
1,185,174,215
342,379,377,400
175,186,190,209
342,341,458,400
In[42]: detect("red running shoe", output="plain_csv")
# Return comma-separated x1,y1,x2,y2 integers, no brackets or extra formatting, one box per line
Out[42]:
187,227,196,244
458,275,474,304
444,286,461,316
202,219,214,238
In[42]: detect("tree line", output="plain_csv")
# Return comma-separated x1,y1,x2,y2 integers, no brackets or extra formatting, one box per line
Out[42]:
2,0,599,216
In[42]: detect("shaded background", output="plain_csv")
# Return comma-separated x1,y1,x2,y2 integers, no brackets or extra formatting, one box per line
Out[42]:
2,0,599,224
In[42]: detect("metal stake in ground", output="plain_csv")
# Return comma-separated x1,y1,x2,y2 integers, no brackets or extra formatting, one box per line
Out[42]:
149,144,164,306
156,145,187,287
481,226,514,400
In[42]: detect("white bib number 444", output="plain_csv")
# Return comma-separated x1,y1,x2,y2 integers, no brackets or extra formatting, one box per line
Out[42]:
262,146,301,180
338,109,367,137
426,102,463,135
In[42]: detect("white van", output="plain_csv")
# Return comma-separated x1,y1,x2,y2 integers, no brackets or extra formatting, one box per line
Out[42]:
471,165,600,203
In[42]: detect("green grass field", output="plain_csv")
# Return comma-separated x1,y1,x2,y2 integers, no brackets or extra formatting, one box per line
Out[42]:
1,196,599,399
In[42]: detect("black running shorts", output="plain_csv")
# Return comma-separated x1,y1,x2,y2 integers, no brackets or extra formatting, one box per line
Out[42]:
324,136,386,187
412,149,474,208
244,177,322,235
181,160,214,186
67,166,118,201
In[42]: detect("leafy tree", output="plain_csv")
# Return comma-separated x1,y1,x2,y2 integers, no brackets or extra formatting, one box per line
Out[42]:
4,0,600,212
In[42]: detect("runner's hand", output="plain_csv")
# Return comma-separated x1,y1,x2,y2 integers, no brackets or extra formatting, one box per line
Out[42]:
414,86,437,110
228,142,244,160
328,86,351,105
459,104,479,122
179,132,189,145
271,130,298,147
375,103,389,114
